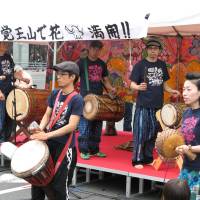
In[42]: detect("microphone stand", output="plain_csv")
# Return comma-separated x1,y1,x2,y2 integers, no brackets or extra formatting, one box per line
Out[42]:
11,66,17,145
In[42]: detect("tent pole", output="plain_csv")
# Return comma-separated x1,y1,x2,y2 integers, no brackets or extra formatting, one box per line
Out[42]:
129,39,132,70
52,41,57,90
176,35,182,91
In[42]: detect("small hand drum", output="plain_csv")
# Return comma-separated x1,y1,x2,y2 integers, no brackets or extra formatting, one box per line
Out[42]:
155,128,184,159
160,103,186,129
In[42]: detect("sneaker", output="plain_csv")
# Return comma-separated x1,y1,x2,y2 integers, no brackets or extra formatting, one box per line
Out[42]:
80,153,90,160
92,152,106,158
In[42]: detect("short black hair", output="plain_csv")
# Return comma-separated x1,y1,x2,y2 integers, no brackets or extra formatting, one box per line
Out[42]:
186,72,200,80
67,71,79,85
89,40,103,49
162,179,190,200
185,72,200,105
186,72,200,90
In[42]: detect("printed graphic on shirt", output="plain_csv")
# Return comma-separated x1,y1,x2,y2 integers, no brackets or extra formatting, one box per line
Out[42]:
1,59,12,75
146,67,163,86
88,65,103,82
182,116,199,143
54,101,68,127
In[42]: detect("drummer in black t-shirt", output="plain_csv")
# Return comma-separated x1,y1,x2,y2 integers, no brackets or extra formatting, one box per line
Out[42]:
0,52,15,143
130,37,180,169
30,61,83,200
77,40,116,160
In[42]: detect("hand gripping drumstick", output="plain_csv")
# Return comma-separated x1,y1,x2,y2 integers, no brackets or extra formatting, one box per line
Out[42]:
176,139,197,161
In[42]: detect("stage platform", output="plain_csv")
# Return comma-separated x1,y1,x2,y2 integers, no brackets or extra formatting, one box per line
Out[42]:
74,131,179,198
0,130,180,198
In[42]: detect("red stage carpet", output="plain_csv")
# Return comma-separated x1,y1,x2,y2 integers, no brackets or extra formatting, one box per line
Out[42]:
12,130,179,181
77,131,179,182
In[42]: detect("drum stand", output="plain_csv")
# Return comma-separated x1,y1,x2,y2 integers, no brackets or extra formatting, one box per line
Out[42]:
104,121,117,136
10,86,30,144
9,120,30,144
152,156,183,171
152,110,183,170
11,69,18,144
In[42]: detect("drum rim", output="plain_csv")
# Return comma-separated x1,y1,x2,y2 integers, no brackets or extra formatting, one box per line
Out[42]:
6,89,29,121
83,94,99,120
155,129,184,159
83,94,125,121
11,140,49,178
160,103,177,127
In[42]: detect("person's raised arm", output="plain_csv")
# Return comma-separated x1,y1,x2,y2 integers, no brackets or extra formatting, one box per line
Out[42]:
163,82,180,96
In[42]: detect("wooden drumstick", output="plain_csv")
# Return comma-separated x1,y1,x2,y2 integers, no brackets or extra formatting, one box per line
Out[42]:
185,148,197,161
144,67,148,83
101,80,116,100
176,144,197,161
185,151,196,161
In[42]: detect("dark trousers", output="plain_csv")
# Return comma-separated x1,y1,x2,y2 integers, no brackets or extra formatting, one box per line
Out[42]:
132,107,157,165
0,100,5,141
3,111,15,141
31,141,76,200
123,102,133,132
0,100,15,142
78,116,102,154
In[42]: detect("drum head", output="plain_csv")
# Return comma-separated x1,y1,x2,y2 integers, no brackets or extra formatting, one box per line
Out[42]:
155,129,184,159
160,104,177,127
6,89,29,121
162,133,184,159
11,140,48,178
83,95,99,120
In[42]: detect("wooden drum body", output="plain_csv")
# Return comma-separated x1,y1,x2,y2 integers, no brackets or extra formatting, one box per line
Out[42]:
11,140,54,186
83,94,125,122
6,88,50,124
155,128,184,159
160,103,186,128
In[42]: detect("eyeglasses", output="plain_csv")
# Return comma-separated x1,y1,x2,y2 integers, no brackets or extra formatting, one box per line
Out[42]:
56,71,69,76
147,46,160,50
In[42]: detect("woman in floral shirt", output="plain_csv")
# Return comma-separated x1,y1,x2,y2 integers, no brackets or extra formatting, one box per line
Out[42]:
176,72,200,200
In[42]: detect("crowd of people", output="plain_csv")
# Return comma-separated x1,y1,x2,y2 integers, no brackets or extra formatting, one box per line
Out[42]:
0,38,199,200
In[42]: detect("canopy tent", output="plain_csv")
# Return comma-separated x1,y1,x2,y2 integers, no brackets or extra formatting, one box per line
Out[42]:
0,0,198,94
148,13,200,36
148,24,200,36
1,0,200,41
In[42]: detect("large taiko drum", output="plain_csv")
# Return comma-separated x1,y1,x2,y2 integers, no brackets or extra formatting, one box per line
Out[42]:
6,88,50,124
155,128,185,159
83,94,125,122
160,103,186,128
11,140,54,186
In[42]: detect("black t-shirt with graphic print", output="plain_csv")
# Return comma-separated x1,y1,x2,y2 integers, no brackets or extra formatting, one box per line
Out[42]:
77,57,108,97
0,54,15,96
181,108,200,171
48,89,84,145
130,59,169,109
